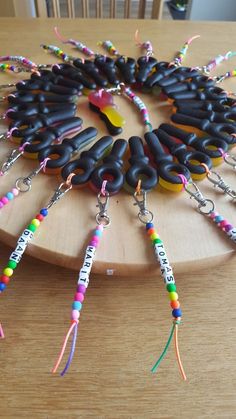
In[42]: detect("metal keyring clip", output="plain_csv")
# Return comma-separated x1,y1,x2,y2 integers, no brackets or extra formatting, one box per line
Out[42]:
15,164,46,192
0,148,24,175
96,191,110,227
133,189,153,224
184,182,215,214
206,170,236,199
224,153,236,169
45,182,73,210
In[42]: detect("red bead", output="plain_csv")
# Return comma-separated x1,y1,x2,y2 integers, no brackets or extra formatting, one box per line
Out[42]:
147,228,155,235
1,275,10,284
36,214,44,221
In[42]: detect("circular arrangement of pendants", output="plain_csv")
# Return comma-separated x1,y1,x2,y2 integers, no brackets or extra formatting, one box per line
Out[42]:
0,29,236,378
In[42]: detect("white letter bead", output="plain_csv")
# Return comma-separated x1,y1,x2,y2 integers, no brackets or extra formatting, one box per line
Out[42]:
81,262,92,273
78,270,89,288
163,273,175,284
22,229,34,241
9,251,22,263
86,246,96,256
228,228,236,243
17,235,28,245
15,244,27,255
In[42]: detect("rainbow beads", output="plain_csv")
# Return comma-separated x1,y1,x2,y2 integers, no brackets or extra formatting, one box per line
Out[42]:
146,222,182,320
0,208,47,293
209,211,236,243
71,224,104,322
41,44,72,62
99,40,119,56
0,188,19,209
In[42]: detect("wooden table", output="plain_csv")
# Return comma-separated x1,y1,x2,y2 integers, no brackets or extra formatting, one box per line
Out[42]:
0,18,235,418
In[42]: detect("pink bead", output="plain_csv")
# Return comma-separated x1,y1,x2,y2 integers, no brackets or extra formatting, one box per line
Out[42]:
96,224,104,231
1,197,8,205
12,188,19,196
77,284,86,294
91,235,99,243
71,310,80,321
75,292,84,302
0,202,3,209
220,220,229,228
210,212,217,219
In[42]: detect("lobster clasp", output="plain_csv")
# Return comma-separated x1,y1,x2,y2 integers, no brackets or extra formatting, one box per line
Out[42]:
96,191,110,227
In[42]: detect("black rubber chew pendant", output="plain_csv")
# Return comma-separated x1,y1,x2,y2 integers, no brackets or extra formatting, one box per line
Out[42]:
90,139,128,194
125,136,158,191
61,136,113,185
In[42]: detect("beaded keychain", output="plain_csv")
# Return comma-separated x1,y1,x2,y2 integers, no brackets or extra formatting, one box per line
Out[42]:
134,30,154,58
97,40,120,57
52,181,110,375
0,55,51,73
0,173,75,337
170,35,200,67
179,176,236,243
132,183,186,379
41,44,75,63
54,27,96,57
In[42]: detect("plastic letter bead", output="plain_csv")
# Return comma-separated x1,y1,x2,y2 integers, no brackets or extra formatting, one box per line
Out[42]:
146,222,182,322
0,208,47,292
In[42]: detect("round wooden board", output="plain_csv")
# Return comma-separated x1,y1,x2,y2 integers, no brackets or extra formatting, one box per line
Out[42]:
0,18,235,275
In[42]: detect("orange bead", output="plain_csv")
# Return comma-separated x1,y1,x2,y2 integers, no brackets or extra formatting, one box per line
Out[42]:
147,228,155,235
170,300,180,309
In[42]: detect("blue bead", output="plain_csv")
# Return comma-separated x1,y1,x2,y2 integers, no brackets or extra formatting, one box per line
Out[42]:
72,301,82,311
146,222,154,230
40,208,48,217
94,230,102,237
215,215,224,223
6,192,14,200
172,308,182,318
0,282,6,291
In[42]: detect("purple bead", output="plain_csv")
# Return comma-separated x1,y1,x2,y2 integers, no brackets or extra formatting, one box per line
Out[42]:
225,224,233,232
77,284,86,294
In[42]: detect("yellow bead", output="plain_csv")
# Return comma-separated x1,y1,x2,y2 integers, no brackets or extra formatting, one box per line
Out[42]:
233,70,236,76
150,233,159,240
31,219,40,228
3,267,13,277
169,292,178,301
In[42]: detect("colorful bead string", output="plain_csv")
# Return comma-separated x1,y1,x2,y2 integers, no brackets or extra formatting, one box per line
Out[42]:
52,224,104,376
173,35,200,67
0,63,28,73
205,51,236,73
209,212,236,242
0,208,48,294
133,188,186,379
41,44,74,62
98,40,119,56
182,178,236,244
54,27,95,57
135,30,154,57
0,175,74,337
122,85,152,131
0,55,37,70
53,182,109,375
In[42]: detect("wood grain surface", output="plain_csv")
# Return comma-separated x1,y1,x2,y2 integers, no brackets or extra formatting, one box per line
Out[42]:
0,19,235,274
0,240,236,419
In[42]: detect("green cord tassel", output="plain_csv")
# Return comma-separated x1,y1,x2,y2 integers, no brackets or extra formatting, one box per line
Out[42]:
151,323,176,373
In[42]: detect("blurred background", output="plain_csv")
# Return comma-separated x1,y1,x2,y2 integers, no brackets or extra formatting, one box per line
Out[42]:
0,0,235,20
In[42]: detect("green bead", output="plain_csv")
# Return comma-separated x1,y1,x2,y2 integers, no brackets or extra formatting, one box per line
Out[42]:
153,238,162,245
7,260,17,270
167,283,176,292
27,224,36,232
